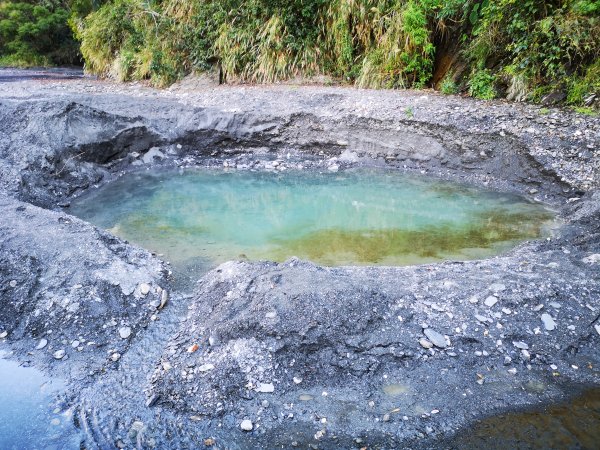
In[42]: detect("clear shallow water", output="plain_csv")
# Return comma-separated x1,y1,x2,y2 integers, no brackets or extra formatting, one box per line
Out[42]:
0,352,81,449
70,169,555,278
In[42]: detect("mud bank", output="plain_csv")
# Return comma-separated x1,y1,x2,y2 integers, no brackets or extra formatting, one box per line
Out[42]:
0,69,599,448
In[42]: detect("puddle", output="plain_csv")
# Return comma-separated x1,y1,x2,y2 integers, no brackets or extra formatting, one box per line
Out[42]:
0,351,82,449
70,168,555,284
383,383,409,396
450,389,600,449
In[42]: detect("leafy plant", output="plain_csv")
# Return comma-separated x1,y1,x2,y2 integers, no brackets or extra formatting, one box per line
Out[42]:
440,74,459,94
468,69,496,100
0,1,80,66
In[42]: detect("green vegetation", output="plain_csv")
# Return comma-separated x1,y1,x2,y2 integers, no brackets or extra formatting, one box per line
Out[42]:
440,74,459,95
0,0,80,66
0,0,598,105
467,69,496,100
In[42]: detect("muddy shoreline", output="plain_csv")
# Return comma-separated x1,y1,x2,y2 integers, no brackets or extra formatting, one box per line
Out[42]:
0,68,599,448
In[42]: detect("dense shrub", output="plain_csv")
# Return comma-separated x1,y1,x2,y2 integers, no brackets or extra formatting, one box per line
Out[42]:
0,0,80,66
468,0,600,102
0,0,597,106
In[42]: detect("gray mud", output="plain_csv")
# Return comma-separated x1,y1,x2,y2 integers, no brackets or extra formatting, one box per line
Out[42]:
0,69,599,448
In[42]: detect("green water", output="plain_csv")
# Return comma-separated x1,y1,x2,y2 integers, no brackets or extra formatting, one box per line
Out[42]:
69,169,555,275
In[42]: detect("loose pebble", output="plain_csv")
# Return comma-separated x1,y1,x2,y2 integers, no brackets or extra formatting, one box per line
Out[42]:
240,420,253,431
159,290,168,309
256,383,275,393
419,338,433,349
198,363,214,372
541,313,556,331
424,328,448,348
513,341,529,350
118,327,132,339
53,349,65,359
36,338,48,350
139,283,151,296
484,296,498,307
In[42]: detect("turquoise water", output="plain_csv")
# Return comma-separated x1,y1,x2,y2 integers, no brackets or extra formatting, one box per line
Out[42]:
70,169,555,275
0,352,82,449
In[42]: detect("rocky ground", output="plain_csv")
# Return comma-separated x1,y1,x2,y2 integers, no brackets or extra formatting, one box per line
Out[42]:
0,68,598,448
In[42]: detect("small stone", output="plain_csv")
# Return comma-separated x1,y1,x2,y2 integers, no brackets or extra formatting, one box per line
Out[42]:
489,283,506,292
256,383,275,393
53,350,65,359
475,314,491,323
198,363,214,372
484,296,498,307
240,420,253,431
146,394,160,407
513,341,529,350
594,324,600,336
382,414,390,422
265,311,277,319
541,313,556,331
188,344,199,353
468,296,479,304
9,280,17,288
533,304,544,311
0,331,7,339
71,340,80,348
139,283,151,296
111,353,121,362
36,338,48,350
203,438,215,447
118,327,132,339
419,338,433,349
507,368,517,375
293,377,302,384
504,356,512,365
159,290,168,309
424,328,448,348
582,254,600,264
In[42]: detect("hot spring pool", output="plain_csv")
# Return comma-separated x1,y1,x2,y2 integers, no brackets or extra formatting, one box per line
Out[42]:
70,168,555,279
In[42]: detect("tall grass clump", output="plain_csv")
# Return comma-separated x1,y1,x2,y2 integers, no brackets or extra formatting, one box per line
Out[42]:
12,0,593,106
